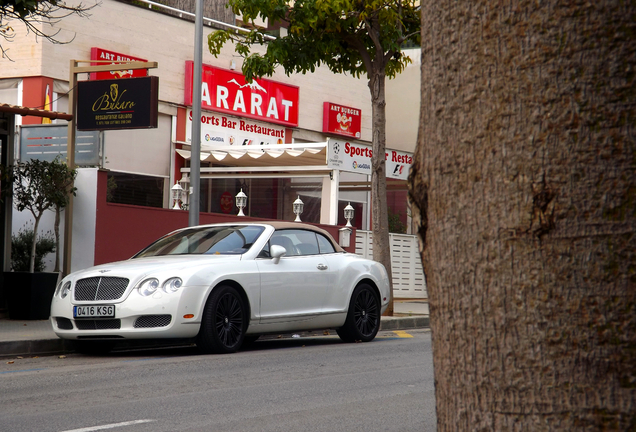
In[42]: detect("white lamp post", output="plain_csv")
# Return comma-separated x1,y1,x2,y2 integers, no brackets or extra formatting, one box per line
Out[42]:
179,173,189,209
236,189,247,216
293,196,304,222
171,183,184,210
344,202,355,227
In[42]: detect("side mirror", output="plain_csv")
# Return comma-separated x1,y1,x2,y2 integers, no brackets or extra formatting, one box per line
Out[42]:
270,245,287,264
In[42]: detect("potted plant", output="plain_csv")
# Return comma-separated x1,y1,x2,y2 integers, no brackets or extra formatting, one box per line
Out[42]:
11,224,56,273
5,157,77,320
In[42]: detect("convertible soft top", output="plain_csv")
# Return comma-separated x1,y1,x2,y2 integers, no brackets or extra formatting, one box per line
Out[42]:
262,221,346,253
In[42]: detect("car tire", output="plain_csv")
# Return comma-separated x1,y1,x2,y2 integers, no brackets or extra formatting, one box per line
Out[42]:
337,283,381,343
196,285,247,354
73,340,116,355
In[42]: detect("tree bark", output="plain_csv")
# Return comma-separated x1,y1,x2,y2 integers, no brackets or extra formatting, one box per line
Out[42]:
411,0,636,430
54,206,61,273
29,214,42,274
369,67,394,315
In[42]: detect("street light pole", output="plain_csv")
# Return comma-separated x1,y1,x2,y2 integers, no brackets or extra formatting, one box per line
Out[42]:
189,0,203,227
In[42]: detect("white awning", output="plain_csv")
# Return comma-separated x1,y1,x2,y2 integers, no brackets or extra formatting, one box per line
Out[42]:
175,142,328,168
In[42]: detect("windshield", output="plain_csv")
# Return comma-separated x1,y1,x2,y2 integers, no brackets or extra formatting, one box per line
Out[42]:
133,225,265,258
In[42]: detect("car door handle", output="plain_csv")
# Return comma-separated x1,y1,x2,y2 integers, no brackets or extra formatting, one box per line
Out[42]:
317,264,328,270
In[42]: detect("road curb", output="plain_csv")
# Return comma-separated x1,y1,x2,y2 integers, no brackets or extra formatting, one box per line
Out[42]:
380,316,430,331
1,316,429,358
0,339,72,358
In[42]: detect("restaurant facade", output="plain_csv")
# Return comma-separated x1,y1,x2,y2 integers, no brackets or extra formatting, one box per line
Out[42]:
0,0,419,272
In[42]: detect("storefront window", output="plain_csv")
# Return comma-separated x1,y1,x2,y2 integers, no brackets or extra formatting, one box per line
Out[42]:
199,177,326,222
200,178,282,218
107,172,164,208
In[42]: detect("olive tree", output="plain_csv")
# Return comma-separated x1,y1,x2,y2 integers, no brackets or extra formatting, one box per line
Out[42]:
13,158,77,273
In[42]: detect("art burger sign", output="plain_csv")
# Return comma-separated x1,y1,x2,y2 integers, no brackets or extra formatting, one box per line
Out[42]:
323,102,362,139
327,139,413,180
90,47,148,81
185,61,299,127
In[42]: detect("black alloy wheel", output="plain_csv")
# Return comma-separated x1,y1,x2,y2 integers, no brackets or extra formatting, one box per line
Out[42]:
337,283,380,343
197,285,246,354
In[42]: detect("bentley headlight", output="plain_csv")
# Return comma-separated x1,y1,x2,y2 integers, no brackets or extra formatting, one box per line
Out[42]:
54,280,64,296
60,281,72,299
162,277,183,293
138,278,160,296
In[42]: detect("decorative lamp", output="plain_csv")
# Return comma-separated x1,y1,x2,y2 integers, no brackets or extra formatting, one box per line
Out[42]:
236,189,247,216
344,202,355,227
171,183,184,210
293,196,304,222
179,174,189,208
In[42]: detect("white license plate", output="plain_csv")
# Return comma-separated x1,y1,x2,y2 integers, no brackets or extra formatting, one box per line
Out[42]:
74,305,115,318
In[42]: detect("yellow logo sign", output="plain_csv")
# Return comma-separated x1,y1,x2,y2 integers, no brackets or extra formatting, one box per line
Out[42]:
92,84,136,112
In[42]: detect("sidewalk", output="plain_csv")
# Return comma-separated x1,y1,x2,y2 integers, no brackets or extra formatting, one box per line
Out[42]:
0,300,429,357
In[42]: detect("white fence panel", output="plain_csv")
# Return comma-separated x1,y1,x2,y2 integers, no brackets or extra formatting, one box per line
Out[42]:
355,230,427,299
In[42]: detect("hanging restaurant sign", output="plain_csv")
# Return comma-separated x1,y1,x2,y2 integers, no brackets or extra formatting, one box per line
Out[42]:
76,76,159,131
327,139,413,180
323,102,362,139
184,61,299,128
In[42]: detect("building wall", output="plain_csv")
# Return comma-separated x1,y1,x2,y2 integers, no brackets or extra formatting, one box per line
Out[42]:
2,0,375,144
103,114,172,177
71,168,98,273
386,48,421,153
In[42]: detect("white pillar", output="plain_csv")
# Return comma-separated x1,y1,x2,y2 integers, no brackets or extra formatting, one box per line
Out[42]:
320,170,339,225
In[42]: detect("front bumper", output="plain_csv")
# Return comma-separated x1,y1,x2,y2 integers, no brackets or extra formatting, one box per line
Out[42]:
51,285,206,340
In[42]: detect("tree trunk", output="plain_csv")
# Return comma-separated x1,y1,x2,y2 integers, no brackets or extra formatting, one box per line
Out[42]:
29,214,42,274
54,206,61,273
411,0,636,430
369,67,394,315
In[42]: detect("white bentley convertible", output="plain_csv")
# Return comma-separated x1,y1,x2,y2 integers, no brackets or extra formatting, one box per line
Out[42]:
50,222,390,354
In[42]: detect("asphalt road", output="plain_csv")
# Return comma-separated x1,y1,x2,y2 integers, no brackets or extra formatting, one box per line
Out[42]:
0,329,435,432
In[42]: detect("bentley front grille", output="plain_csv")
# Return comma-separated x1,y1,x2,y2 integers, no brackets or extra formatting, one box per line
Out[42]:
75,319,121,330
74,277,129,301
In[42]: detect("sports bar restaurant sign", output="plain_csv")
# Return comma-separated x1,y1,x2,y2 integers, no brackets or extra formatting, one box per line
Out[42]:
327,138,413,180
185,61,299,128
76,76,159,131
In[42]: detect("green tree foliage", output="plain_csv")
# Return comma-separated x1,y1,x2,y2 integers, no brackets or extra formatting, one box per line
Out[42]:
209,0,419,313
0,0,96,60
13,157,77,272
388,207,407,234
209,0,420,82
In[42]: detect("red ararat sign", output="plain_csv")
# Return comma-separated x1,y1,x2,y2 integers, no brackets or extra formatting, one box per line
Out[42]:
323,102,362,138
90,48,148,80
185,61,299,127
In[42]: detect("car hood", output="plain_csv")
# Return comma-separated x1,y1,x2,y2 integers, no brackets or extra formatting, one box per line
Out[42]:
68,254,243,281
